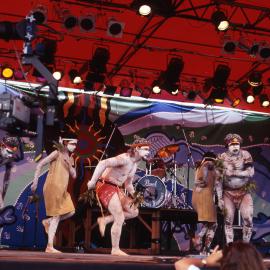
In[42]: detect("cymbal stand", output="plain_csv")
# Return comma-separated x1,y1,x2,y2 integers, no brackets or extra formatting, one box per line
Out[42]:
171,154,178,208
182,128,195,208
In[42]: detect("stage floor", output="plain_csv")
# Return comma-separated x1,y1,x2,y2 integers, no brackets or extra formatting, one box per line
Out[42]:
0,250,177,270
0,249,270,270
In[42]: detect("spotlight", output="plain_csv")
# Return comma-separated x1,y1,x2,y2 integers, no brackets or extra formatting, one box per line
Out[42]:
63,13,78,30
212,64,231,88
210,87,227,104
249,44,259,57
53,70,64,81
244,91,255,104
103,85,117,96
32,6,47,25
1,66,14,79
141,87,152,98
248,71,262,87
253,84,264,96
107,19,124,38
131,0,177,17
187,90,197,101
211,11,229,31
79,15,95,32
139,5,152,16
69,69,82,84
120,79,132,97
89,47,110,74
231,97,241,107
14,70,25,80
223,40,237,54
259,46,270,60
34,39,57,65
120,87,132,97
152,84,161,94
260,94,270,107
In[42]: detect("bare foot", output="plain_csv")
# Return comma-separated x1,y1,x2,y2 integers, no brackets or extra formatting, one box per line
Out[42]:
97,217,106,237
111,248,129,256
45,246,62,253
42,218,50,234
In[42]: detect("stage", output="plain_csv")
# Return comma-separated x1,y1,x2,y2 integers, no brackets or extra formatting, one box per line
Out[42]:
0,249,270,270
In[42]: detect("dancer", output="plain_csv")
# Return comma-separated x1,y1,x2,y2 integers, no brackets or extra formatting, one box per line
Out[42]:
192,152,218,254
0,136,24,209
87,135,150,256
218,133,254,243
31,135,78,253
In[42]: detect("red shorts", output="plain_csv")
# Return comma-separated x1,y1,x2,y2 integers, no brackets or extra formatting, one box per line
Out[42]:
96,180,125,209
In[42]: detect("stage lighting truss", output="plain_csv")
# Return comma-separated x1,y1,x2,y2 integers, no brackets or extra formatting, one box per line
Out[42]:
107,19,125,38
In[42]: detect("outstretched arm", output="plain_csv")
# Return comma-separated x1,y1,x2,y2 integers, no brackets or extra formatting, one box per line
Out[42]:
31,150,58,192
87,154,127,190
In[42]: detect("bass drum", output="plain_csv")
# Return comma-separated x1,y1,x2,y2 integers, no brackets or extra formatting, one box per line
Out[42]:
135,175,166,208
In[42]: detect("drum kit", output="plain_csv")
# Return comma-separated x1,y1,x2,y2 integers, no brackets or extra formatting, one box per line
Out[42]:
136,144,191,209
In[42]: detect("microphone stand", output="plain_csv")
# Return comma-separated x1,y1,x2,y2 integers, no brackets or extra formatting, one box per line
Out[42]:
181,127,195,209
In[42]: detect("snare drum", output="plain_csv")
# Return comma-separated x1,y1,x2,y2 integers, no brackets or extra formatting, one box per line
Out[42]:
135,175,166,208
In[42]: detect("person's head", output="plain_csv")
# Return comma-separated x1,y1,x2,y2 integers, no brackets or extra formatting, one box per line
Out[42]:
62,138,78,153
221,241,266,270
224,133,242,155
127,135,151,159
0,136,19,158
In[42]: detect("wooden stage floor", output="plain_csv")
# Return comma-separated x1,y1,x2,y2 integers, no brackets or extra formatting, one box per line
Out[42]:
0,249,270,270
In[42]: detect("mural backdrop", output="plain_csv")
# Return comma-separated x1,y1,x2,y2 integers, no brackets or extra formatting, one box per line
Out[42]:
1,92,270,252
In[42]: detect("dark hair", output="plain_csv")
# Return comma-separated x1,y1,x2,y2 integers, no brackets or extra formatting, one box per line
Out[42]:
221,241,266,270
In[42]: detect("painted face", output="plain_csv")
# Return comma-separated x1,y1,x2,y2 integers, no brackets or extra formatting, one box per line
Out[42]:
228,143,240,155
1,147,15,158
137,146,150,159
66,141,77,153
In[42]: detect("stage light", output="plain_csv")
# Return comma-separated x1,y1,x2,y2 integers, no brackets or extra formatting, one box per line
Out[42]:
120,87,132,97
32,6,47,25
89,47,110,74
223,40,237,54
249,44,259,57
245,92,255,104
53,70,64,81
211,11,229,31
139,5,151,16
212,64,231,88
107,19,124,38
187,90,197,100
141,87,152,98
260,94,270,107
69,69,82,84
152,85,161,94
79,15,95,32
211,87,227,104
131,0,176,17
14,70,25,80
63,13,78,30
231,97,241,107
103,85,117,96
1,66,14,79
253,84,264,96
248,71,262,87
259,46,270,60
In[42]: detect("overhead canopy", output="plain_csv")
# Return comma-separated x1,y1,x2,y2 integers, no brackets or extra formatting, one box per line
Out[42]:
0,0,270,113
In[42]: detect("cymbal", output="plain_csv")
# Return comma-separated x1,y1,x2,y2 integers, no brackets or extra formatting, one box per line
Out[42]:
157,144,180,158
